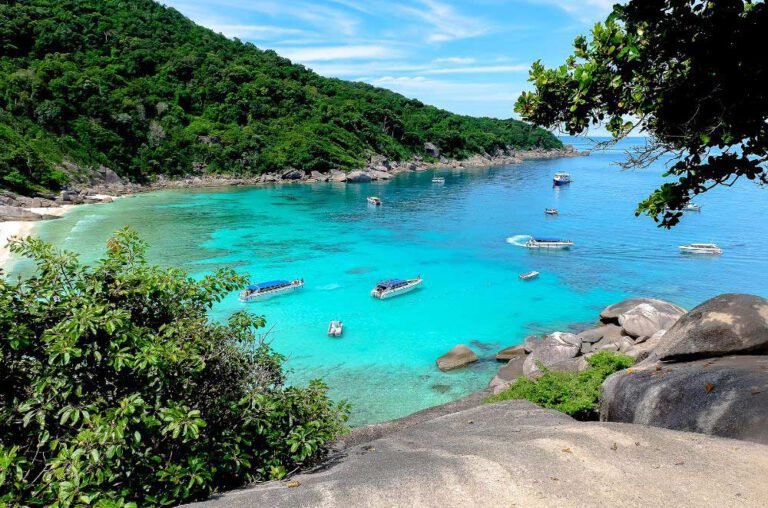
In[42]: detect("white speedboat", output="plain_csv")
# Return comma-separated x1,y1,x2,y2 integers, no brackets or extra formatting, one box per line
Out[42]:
371,277,423,299
679,243,722,255
544,208,558,215
367,196,382,206
684,203,701,212
239,279,304,302
432,176,445,184
327,320,343,337
519,271,540,281
553,172,571,186
524,237,574,250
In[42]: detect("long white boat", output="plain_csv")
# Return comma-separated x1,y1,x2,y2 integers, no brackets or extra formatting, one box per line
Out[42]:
524,237,574,250
239,279,304,302
432,176,445,184
679,243,722,255
371,277,423,299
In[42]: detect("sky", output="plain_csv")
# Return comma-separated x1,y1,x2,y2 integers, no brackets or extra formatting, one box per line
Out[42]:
161,0,617,121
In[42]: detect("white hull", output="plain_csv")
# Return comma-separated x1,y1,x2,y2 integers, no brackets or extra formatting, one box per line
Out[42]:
371,278,423,299
525,241,573,250
240,282,303,302
679,246,721,255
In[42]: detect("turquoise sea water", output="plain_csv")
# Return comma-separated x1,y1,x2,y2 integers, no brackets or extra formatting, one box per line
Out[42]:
14,138,768,425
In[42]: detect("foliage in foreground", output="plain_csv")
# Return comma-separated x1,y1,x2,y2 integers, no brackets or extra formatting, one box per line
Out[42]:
0,0,561,195
487,352,634,420
0,229,349,506
515,0,767,227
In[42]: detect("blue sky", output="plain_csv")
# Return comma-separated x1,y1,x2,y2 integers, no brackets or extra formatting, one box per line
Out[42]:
162,0,616,120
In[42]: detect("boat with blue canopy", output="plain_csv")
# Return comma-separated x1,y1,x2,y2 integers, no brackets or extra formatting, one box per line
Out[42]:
239,279,304,302
370,276,423,299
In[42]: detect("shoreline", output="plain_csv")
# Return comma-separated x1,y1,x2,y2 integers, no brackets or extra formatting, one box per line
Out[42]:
0,204,75,272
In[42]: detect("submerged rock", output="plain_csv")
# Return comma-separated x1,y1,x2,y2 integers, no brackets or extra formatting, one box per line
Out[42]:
495,345,526,361
653,294,768,361
601,355,768,444
436,345,478,371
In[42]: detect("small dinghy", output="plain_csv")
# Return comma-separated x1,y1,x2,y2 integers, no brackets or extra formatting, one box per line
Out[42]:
544,208,558,216
519,271,540,281
432,176,445,184
367,196,382,206
327,320,343,337
684,203,701,212
371,276,423,299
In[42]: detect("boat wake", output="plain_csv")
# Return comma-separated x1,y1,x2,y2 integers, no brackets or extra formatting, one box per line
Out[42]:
506,235,532,247
318,283,342,291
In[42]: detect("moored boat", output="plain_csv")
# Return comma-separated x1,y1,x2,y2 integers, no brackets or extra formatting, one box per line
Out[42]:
519,271,540,281
367,196,382,206
371,276,423,299
544,208,558,215
684,203,701,212
239,279,304,302
553,172,571,186
524,237,574,250
432,176,445,184
327,320,343,337
679,243,722,255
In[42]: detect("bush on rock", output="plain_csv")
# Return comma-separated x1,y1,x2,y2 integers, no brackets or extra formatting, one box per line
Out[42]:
487,352,634,420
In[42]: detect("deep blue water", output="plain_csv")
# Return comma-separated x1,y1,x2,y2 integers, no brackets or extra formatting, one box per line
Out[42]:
15,137,767,425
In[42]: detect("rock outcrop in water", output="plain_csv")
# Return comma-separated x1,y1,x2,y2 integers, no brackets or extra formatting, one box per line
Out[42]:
436,345,478,371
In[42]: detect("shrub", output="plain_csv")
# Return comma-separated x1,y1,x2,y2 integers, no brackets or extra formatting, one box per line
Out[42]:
0,228,349,506
486,351,634,420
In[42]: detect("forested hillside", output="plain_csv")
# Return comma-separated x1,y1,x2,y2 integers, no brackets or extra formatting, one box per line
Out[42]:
0,0,561,194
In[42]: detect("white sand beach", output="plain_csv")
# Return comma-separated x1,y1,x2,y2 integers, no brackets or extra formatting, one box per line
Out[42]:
0,205,75,271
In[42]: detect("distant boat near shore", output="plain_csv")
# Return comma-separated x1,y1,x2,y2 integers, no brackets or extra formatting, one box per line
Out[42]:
519,271,540,281
432,176,445,184
553,172,571,186
367,196,382,206
545,208,559,215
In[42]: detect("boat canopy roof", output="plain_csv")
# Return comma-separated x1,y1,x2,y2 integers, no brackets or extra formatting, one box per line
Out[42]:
532,237,566,242
377,279,407,289
247,280,290,291
554,172,570,176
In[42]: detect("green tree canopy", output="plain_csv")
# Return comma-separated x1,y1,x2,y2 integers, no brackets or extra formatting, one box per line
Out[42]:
515,0,767,227
0,229,348,506
0,0,561,195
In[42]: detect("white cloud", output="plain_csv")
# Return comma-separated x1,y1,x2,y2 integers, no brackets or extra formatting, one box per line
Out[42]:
203,23,308,40
526,0,619,22
433,56,476,64
425,64,529,74
277,45,403,62
395,0,490,43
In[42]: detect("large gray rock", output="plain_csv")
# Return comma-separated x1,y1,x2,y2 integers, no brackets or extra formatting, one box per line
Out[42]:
281,168,304,180
310,171,329,182
601,355,768,444
579,324,626,354
522,335,540,353
194,400,768,508
622,330,666,362
653,294,768,361
329,170,347,182
618,302,686,338
495,345,526,361
523,332,581,378
436,345,478,371
345,171,372,183
423,142,440,158
488,355,525,394
599,298,685,326
0,206,58,221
